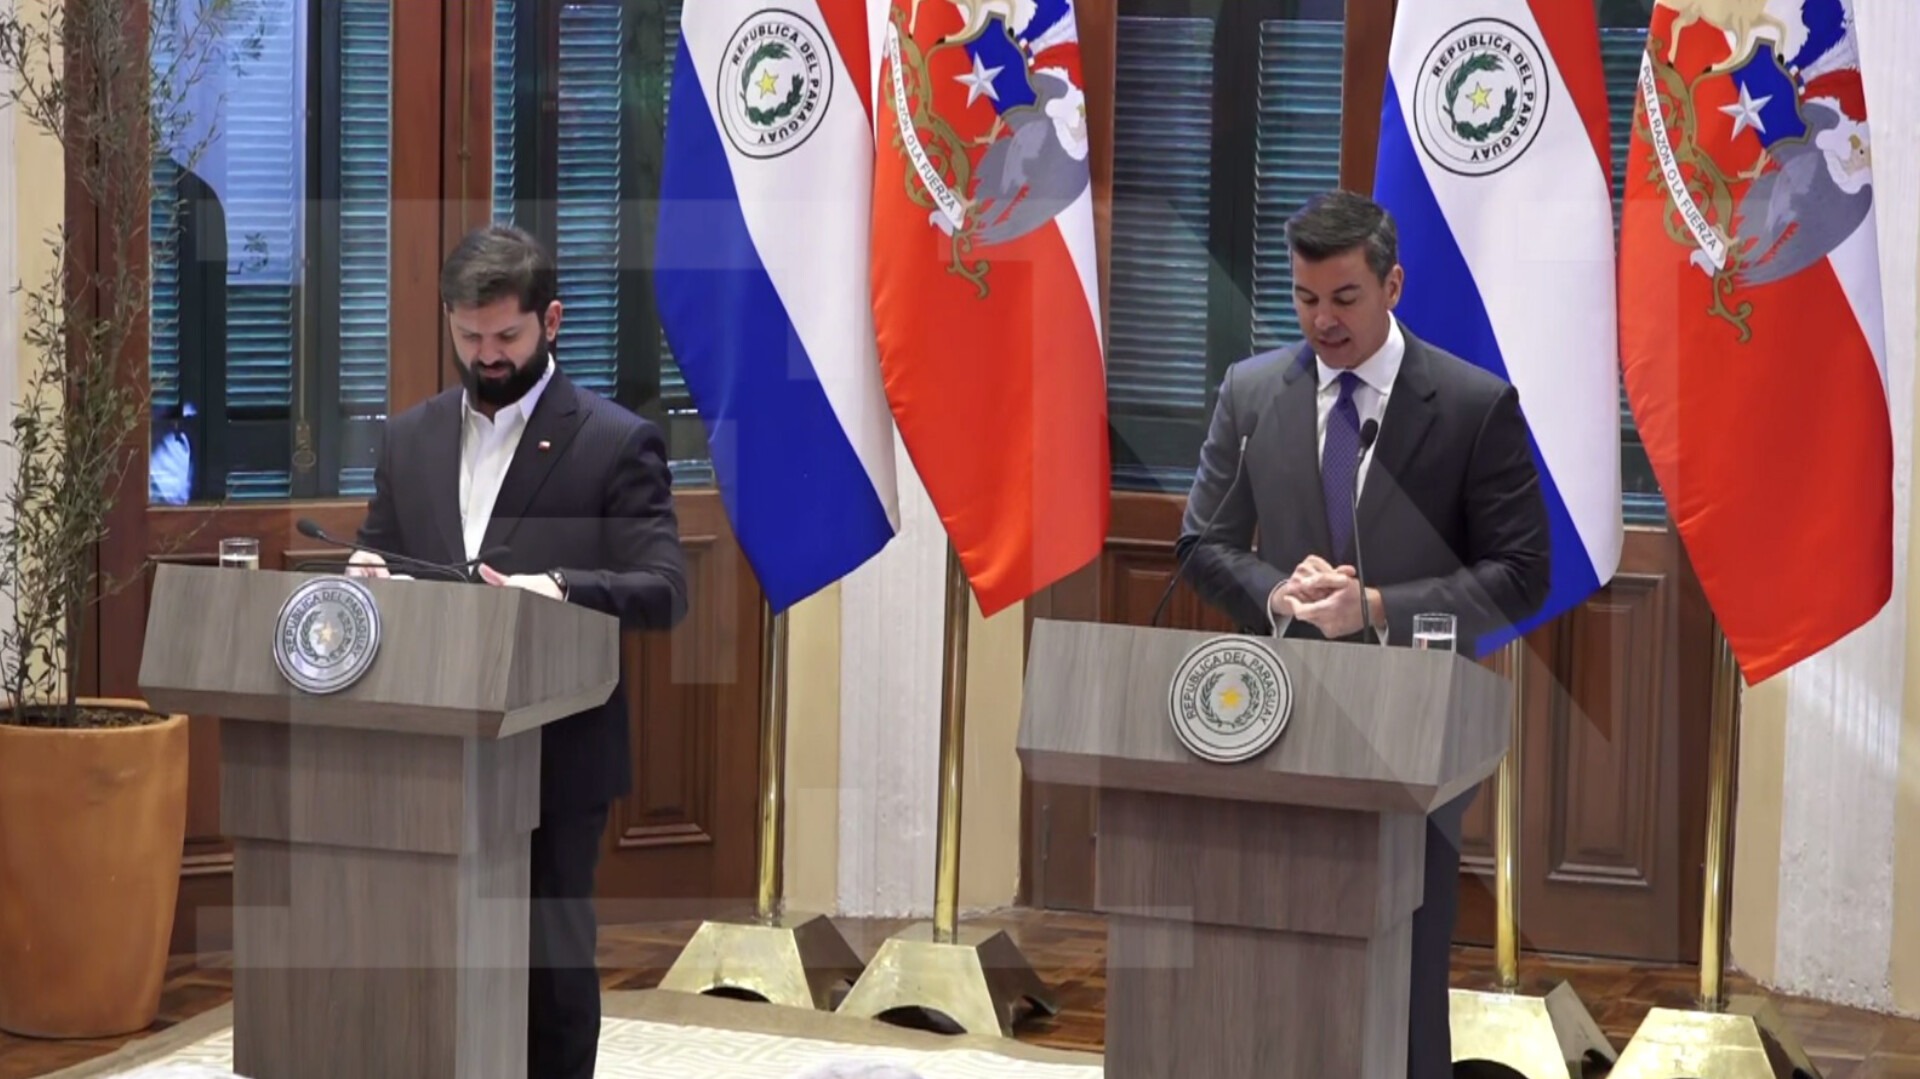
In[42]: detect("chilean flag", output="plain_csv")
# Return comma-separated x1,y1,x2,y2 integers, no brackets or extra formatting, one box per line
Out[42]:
1374,0,1625,654
1620,0,1891,681
655,2,900,611
868,0,1110,616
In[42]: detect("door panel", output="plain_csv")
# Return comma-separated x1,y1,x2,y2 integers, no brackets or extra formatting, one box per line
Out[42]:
1456,525,1712,962
595,493,763,922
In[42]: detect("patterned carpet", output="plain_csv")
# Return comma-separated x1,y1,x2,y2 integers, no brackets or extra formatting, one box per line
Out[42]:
42,991,1103,1079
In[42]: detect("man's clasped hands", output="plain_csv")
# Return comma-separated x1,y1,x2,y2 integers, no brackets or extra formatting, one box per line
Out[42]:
1267,554,1383,639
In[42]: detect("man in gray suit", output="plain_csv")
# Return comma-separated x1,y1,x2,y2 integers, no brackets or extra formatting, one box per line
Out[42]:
1175,190,1550,1079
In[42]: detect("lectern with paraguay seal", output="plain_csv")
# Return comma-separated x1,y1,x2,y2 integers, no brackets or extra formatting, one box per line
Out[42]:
1017,618,1512,1077
138,563,621,1079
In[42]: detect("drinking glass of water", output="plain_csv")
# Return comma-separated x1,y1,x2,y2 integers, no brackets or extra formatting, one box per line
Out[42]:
1412,613,1456,652
219,536,260,570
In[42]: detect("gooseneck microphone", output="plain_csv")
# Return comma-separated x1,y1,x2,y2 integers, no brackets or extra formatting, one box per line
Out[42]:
1153,420,1259,628
295,518,507,583
1352,419,1380,645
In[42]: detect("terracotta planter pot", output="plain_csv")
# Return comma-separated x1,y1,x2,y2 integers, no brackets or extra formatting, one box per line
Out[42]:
0,700,190,1038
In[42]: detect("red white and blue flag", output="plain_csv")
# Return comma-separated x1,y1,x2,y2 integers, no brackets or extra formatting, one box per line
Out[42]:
869,0,1110,616
655,2,901,611
1373,0,1625,653
1620,0,1891,681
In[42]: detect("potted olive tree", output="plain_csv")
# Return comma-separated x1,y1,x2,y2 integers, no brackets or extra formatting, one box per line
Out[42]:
0,0,247,1037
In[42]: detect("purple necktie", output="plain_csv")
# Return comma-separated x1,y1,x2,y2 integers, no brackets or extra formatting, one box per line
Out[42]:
1322,372,1361,565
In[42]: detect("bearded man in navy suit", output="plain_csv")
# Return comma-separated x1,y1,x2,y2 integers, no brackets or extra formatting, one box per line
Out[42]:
351,225,688,1079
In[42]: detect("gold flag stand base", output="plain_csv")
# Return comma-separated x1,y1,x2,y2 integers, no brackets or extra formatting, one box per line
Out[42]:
1450,981,1617,1078
1606,996,1819,1079
659,605,864,1011
656,911,866,1011
1610,629,1822,1079
1450,642,1619,1078
833,922,1057,1037
831,547,1058,1038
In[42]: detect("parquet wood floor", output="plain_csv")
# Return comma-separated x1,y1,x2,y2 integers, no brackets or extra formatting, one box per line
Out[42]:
4,909,1917,1077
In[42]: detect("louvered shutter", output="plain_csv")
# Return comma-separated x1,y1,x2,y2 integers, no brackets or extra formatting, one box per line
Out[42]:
1600,21,1666,522
334,0,391,496
1249,18,1345,354
1106,15,1215,490
1599,26,1645,227
555,0,623,398
207,0,302,500
494,0,518,221
150,156,183,413
222,0,300,414
657,1,692,421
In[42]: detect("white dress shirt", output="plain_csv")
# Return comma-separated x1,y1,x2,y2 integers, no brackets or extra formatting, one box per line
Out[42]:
1315,317,1405,500
459,360,554,560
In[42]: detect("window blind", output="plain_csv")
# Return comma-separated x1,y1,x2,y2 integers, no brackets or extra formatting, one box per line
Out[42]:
337,0,390,414
1249,18,1345,354
556,0,624,398
1600,23,1667,523
150,156,183,412
657,2,695,429
1108,16,1214,414
222,0,302,412
1106,15,1216,490
493,0,517,222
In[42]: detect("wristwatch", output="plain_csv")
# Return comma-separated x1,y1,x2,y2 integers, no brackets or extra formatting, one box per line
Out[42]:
547,569,569,601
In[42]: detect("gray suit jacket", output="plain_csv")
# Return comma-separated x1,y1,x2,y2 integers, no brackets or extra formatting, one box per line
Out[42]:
1175,327,1550,648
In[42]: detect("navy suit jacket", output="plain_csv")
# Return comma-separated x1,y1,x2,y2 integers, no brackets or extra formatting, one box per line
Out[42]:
1175,328,1550,647
357,366,689,818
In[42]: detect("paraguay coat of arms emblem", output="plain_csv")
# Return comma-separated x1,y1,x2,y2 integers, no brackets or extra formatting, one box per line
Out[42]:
273,576,382,695
717,10,836,159
1166,637,1295,764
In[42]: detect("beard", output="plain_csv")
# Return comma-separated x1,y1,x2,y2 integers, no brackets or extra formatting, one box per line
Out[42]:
458,339,552,408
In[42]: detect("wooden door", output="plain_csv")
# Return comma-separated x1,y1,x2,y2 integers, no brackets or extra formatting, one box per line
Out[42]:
1452,525,1714,963
591,492,765,921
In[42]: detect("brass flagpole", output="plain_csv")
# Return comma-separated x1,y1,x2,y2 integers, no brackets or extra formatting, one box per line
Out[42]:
659,599,865,1010
1606,625,1820,1077
837,544,1056,1036
1449,638,1615,1077
931,542,968,941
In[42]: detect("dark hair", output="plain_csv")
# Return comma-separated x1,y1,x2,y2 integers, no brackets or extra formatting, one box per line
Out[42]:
439,224,558,314
1285,190,1398,282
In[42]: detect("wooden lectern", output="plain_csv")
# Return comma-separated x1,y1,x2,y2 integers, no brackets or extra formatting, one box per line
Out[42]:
1016,619,1510,1079
138,564,620,1079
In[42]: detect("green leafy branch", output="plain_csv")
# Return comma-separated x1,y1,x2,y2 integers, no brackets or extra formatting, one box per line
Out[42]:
0,0,252,725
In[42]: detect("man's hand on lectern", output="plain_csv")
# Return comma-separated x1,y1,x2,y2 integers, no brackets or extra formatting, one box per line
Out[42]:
478,562,562,600
346,549,389,579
